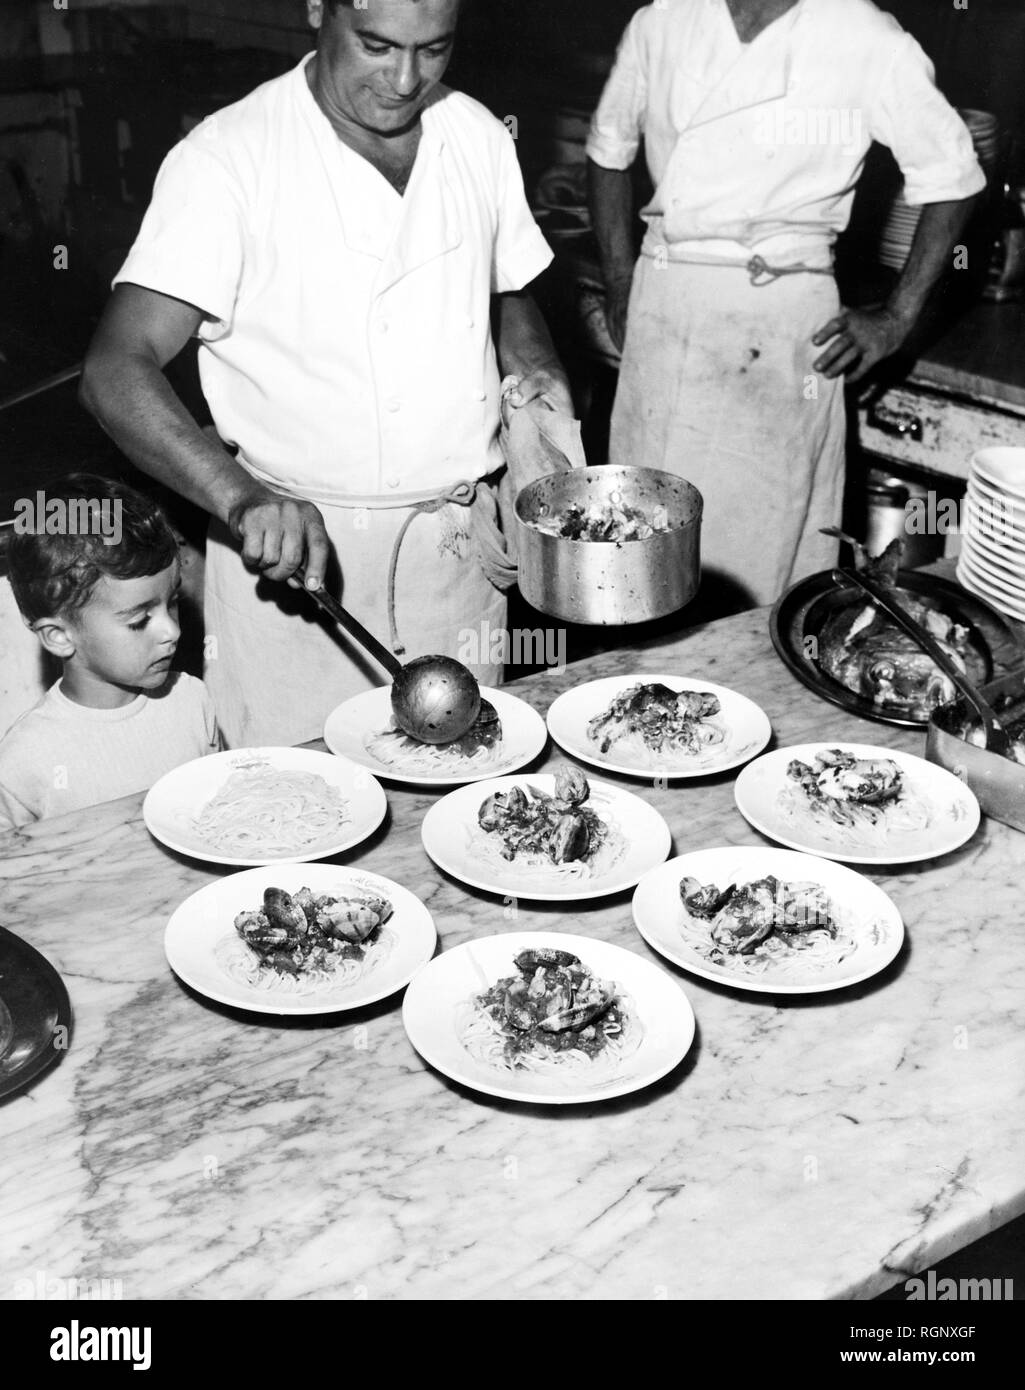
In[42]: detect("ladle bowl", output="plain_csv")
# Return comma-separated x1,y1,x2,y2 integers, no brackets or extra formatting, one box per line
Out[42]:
389,655,482,744
297,573,482,744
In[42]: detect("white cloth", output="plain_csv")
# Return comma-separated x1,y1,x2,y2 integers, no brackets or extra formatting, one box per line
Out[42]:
610,258,846,609
115,55,553,500
0,672,220,829
587,0,986,268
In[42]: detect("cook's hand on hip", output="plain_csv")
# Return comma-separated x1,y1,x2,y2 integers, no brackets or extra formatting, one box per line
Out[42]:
811,307,910,383
503,361,575,416
227,485,331,590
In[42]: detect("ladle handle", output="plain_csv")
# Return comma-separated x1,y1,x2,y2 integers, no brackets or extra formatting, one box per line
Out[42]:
297,570,404,680
832,567,1008,750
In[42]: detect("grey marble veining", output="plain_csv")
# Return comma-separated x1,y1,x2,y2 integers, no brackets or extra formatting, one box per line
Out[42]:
2,607,1023,1300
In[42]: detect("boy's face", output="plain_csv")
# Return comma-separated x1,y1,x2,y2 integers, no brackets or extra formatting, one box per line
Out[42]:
61,560,182,695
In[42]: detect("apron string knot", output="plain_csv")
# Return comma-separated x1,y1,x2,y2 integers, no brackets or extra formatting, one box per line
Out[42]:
747,254,834,287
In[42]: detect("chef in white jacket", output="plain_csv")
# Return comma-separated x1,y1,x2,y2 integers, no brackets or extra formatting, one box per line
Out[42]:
81,0,570,747
588,0,985,610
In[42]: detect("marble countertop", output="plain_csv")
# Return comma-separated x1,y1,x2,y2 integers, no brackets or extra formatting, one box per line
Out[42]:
2,605,1024,1301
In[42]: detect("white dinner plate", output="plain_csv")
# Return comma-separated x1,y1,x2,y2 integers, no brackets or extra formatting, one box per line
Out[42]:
402,931,695,1104
164,862,436,1016
966,479,1025,533
958,559,1025,622
961,508,1025,571
632,847,904,995
734,743,980,864
959,547,1025,601
420,773,672,901
144,747,387,867
545,674,772,779
972,447,1025,503
324,686,547,786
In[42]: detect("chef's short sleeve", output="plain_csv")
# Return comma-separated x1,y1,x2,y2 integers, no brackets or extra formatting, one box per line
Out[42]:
586,10,649,171
113,131,246,339
492,129,554,294
868,32,986,206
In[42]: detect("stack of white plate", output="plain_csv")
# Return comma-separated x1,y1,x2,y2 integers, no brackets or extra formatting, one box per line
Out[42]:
961,108,1002,177
877,109,1000,272
958,447,1025,622
878,195,923,271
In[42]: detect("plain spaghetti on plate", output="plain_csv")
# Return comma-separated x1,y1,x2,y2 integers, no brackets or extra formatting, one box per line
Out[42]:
193,766,350,857
456,945,641,1079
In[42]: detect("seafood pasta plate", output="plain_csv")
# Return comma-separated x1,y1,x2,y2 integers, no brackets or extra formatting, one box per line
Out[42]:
324,686,547,786
401,932,695,1104
632,847,904,995
143,747,387,867
164,863,437,1016
734,744,980,865
420,767,672,901
545,674,771,779
770,567,1023,728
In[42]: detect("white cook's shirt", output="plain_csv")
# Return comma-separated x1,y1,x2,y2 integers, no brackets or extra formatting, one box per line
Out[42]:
115,56,553,503
586,0,986,268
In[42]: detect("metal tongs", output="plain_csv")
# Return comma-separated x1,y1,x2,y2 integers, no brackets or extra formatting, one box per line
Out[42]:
833,567,1012,756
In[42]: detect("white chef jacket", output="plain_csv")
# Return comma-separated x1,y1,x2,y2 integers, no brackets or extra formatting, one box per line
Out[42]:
586,0,986,268
114,55,553,503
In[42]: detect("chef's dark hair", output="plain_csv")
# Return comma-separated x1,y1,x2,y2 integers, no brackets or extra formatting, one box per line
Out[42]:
7,473,178,624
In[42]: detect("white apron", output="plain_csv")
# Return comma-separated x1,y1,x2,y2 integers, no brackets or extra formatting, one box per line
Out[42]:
609,255,846,610
204,486,508,749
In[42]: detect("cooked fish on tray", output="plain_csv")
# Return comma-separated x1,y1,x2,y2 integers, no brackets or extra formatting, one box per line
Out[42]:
817,532,980,720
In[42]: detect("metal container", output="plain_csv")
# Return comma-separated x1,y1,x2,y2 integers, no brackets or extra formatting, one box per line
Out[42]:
926,670,1025,833
863,468,945,570
514,465,702,625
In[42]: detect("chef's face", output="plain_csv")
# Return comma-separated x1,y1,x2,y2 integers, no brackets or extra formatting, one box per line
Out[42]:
307,0,460,135
56,560,182,696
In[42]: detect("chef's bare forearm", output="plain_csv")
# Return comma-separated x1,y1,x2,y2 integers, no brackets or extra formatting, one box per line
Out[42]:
887,196,978,327
80,351,261,524
495,289,564,380
588,158,636,288
81,284,329,587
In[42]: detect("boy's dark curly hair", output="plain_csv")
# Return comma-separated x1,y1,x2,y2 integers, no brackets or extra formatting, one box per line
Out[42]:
8,473,178,625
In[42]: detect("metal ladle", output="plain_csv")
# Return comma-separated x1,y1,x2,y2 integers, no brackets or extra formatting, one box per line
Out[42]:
833,567,1013,756
295,572,482,744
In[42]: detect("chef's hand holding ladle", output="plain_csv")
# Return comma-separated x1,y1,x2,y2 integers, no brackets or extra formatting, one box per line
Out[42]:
230,483,482,744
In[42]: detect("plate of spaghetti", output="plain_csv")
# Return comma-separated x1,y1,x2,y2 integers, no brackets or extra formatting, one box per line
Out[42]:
632,848,904,995
323,686,547,786
143,747,387,866
402,932,695,1103
734,744,980,864
164,863,436,1015
546,674,771,779
420,766,672,901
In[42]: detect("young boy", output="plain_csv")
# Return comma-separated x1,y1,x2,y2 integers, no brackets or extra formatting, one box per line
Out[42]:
0,473,220,830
